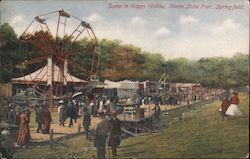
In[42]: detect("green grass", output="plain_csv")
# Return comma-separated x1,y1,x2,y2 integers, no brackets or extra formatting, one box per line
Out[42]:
13,93,249,158
116,93,249,158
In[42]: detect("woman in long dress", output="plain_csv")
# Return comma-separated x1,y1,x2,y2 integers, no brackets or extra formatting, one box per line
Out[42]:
42,107,52,134
226,92,242,117
16,109,30,145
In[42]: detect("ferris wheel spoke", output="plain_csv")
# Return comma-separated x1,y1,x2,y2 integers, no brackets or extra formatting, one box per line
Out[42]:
37,10,60,17
62,44,96,57
16,55,49,66
26,38,56,56
38,25,55,51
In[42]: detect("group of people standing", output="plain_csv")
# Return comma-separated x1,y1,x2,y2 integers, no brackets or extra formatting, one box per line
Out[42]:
17,102,52,146
35,103,52,134
94,110,121,159
0,100,31,146
57,99,80,128
220,91,242,120
55,97,122,158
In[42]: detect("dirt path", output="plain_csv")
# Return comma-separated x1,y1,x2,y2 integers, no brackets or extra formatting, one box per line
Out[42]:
29,115,100,142
29,102,192,142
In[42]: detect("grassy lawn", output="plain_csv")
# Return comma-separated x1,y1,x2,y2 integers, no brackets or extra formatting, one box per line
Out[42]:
13,93,249,158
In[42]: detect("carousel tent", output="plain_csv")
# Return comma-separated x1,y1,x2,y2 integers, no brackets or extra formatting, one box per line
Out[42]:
11,63,86,85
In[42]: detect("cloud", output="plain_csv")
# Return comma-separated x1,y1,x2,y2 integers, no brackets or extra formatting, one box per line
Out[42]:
179,15,199,25
10,15,25,25
130,16,146,25
222,19,237,29
86,13,104,23
159,19,248,60
9,15,27,36
210,19,239,35
155,26,170,36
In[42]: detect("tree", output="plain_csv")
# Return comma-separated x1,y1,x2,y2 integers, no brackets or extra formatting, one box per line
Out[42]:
142,52,165,81
164,58,191,82
104,44,142,81
0,23,24,82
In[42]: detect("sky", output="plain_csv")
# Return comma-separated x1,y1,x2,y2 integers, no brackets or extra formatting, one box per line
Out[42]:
0,0,249,60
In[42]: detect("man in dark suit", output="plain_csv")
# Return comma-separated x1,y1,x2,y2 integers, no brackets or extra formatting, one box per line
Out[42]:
35,104,43,133
94,110,112,159
82,107,91,139
109,111,121,157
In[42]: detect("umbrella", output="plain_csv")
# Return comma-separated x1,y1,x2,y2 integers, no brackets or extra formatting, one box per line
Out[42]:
72,92,83,98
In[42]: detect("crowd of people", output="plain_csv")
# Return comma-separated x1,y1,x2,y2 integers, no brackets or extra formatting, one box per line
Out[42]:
0,100,52,147
0,87,244,159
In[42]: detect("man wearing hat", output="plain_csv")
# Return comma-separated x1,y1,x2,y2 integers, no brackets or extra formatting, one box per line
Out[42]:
58,100,66,127
67,101,76,128
35,103,43,133
82,107,91,139
7,103,17,125
94,110,113,159
109,111,121,158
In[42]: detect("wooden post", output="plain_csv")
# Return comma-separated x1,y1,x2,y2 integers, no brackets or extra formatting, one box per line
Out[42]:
147,106,149,117
135,123,138,134
49,129,53,147
123,113,125,121
77,124,81,133
148,118,150,128
150,117,153,128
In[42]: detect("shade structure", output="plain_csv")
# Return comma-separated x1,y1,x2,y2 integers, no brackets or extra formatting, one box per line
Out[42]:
11,63,86,85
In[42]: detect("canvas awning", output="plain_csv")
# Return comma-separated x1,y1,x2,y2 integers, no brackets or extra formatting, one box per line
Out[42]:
11,64,86,85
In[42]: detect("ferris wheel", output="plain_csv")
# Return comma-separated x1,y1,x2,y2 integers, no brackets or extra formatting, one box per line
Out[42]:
14,9,101,108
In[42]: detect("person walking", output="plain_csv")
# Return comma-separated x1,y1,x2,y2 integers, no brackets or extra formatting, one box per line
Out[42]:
16,108,30,146
109,111,121,158
24,107,32,141
82,107,91,139
74,99,80,123
220,95,230,120
58,100,66,127
152,102,161,120
94,111,113,159
226,92,242,117
67,101,76,127
35,105,44,133
7,104,17,125
42,107,52,134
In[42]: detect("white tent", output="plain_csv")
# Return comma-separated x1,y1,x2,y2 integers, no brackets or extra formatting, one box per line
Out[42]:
11,63,86,85
103,79,139,98
103,79,121,89
103,79,139,89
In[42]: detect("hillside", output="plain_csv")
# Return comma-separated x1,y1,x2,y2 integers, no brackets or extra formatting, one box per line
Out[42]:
116,92,249,158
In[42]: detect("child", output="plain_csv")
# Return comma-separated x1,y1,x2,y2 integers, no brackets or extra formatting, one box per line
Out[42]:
220,95,230,120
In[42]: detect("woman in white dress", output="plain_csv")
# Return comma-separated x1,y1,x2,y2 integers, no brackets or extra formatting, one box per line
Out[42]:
225,92,242,117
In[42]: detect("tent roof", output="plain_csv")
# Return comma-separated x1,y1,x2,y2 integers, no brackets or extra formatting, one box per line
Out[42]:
103,79,139,89
11,64,86,85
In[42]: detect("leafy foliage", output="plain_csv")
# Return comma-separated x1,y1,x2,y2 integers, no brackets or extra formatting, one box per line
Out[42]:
0,23,24,82
163,55,249,88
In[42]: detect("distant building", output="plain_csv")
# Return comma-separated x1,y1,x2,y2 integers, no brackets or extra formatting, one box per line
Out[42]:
169,83,201,93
